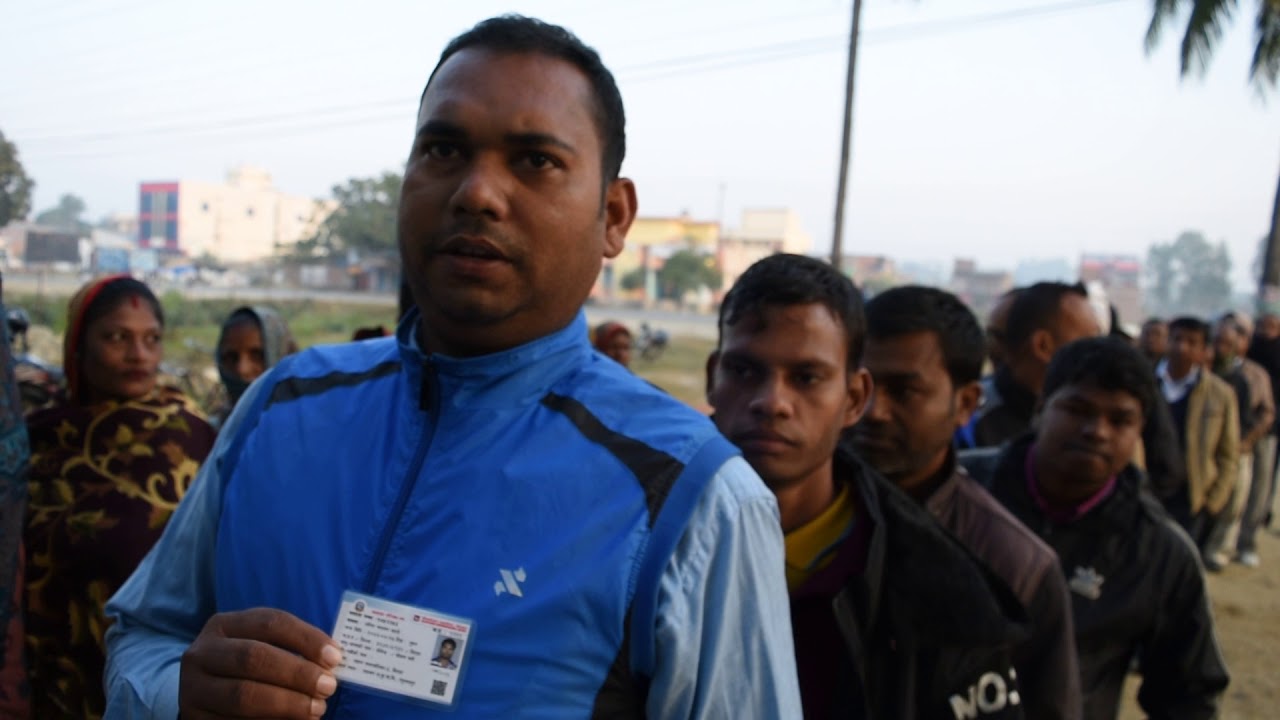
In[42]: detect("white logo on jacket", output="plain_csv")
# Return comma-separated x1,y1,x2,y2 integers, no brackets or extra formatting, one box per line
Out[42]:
494,567,526,597
1068,566,1105,600
949,668,1021,719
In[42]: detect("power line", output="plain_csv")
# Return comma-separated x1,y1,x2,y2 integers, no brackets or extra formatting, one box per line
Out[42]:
17,0,1135,158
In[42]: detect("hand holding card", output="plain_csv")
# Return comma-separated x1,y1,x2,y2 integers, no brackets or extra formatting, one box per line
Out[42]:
179,607,343,719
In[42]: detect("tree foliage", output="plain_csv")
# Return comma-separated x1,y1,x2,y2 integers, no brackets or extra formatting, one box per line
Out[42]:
297,172,401,259
658,250,722,301
1146,230,1233,316
0,130,34,227
1145,0,1280,90
620,266,646,292
34,193,90,235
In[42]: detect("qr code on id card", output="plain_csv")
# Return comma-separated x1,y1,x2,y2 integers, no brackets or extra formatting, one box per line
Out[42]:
431,680,448,697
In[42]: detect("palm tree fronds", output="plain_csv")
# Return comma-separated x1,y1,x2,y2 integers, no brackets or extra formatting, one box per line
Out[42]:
1251,0,1280,89
1145,0,1187,53
1179,0,1239,77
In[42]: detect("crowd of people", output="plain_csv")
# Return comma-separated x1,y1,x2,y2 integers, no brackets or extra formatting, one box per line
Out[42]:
0,13,1266,720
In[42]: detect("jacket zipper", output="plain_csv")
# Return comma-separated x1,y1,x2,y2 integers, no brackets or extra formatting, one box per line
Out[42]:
327,362,439,717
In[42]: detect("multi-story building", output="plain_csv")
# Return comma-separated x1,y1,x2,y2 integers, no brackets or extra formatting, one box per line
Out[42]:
950,258,1014,320
597,213,720,301
138,166,335,262
717,208,812,295
1079,253,1143,326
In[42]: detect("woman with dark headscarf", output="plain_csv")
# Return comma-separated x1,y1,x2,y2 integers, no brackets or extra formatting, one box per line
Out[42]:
592,321,633,369
210,306,295,430
23,275,215,719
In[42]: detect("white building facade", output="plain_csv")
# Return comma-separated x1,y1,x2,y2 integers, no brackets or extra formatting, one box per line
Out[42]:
138,166,335,262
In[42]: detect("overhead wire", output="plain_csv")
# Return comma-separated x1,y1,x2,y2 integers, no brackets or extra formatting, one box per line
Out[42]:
17,0,1135,160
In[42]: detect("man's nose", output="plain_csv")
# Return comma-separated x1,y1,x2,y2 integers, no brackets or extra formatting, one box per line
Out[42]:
236,355,256,380
749,375,792,417
451,155,508,220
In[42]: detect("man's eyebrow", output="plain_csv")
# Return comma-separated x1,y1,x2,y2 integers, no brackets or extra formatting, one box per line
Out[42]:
504,131,577,155
875,369,924,383
415,120,467,141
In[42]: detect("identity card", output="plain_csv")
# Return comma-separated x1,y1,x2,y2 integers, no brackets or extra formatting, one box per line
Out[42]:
331,590,474,708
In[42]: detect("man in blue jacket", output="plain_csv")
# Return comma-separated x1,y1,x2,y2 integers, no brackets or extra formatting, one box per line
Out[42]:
104,16,800,719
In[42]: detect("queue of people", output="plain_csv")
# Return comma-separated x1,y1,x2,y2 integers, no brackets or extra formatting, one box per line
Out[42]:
0,12,1260,720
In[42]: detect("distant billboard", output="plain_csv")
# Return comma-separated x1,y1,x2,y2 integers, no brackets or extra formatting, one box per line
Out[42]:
94,247,131,273
24,230,81,265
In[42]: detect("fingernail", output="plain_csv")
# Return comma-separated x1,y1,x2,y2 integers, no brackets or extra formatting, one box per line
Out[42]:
311,697,327,717
321,643,343,668
316,672,337,697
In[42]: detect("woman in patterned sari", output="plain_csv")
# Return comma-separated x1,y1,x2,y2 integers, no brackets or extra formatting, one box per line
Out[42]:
23,276,215,719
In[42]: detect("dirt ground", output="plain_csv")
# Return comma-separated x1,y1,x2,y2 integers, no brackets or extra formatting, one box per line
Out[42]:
1119,527,1280,719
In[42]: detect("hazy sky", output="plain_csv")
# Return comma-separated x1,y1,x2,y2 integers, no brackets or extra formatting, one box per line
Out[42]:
4,0,1277,288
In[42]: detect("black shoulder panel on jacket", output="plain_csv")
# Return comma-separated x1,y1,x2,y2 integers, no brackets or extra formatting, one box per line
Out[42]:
266,360,401,409
541,392,685,526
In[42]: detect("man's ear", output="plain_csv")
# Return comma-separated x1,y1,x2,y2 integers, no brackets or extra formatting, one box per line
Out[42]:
602,177,637,259
843,367,873,429
955,380,982,426
1030,329,1055,365
705,351,719,407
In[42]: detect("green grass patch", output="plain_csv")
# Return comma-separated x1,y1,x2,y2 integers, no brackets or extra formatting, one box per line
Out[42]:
632,336,716,411
6,290,714,412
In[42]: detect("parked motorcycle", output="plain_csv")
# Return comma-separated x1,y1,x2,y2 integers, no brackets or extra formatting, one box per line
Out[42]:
7,308,64,414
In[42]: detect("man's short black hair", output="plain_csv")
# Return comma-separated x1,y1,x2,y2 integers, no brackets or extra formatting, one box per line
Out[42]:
1143,317,1165,327
1004,281,1089,351
441,638,457,650
865,285,984,386
718,254,866,368
1169,316,1210,345
1043,336,1159,421
425,15,626,181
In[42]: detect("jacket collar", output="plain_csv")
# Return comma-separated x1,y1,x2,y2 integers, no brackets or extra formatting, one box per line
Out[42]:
834,445,1028,647
395,308,593,408
993,434,1144,532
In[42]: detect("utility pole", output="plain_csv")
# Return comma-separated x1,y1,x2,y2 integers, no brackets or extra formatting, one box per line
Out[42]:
830,0,864,268
1259,158,1280,314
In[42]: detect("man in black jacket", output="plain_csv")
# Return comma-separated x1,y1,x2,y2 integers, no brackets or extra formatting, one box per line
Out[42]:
963,337,1229,720
967,282,1099,448
707,254,1029,719
851,286,1081,720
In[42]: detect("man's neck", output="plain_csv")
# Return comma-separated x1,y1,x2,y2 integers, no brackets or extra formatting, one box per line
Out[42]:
896,448,951,504
1030,444,1106,507
1005,362,1043,405
1165,362,1195,382
773,461,839,534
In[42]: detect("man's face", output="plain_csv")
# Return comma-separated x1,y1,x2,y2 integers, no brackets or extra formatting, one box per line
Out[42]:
399,49,636,355
853,331,980,489
1017,293,1101,390
1049,294,1103,348
1036,382,1143,487
1139,322,1168,359
1168,327,1207,376
986,293,1016,370
1260,315,1280,340
1212,324,1239,364
439,642,455,660
706,303,867,493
